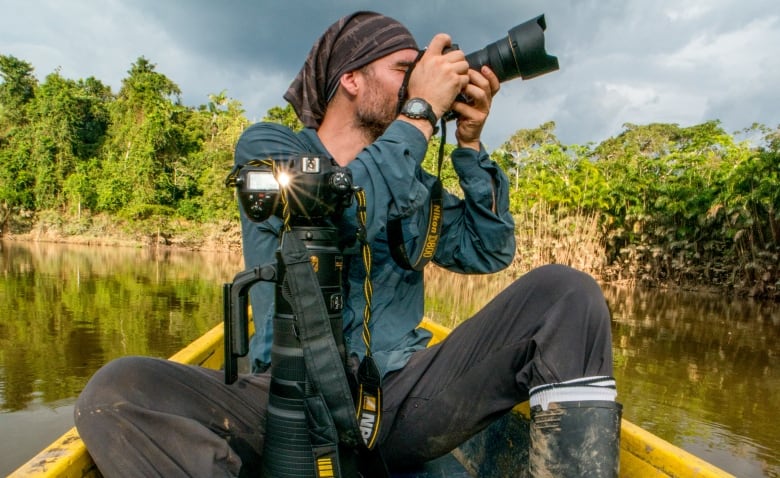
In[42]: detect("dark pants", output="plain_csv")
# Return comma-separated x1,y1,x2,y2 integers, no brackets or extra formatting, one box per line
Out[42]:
75,264,613,477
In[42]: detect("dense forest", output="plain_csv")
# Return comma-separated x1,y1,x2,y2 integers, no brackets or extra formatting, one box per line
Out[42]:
1,54,778,299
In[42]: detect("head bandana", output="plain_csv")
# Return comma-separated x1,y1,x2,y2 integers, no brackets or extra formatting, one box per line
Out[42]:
284,11,418,129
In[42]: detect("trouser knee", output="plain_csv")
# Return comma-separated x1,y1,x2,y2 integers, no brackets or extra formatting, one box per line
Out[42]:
509,265,613,383
75,356,157,420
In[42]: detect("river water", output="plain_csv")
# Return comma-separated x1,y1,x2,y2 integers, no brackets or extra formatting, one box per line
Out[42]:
1,240,778,476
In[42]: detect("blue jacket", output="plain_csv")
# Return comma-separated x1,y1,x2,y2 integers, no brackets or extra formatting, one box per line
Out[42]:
234,119,515,378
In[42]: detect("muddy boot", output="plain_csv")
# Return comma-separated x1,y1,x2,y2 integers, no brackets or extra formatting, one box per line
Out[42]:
529,400,622,478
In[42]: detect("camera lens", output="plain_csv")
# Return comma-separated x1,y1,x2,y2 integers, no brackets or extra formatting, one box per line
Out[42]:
465,15,558,83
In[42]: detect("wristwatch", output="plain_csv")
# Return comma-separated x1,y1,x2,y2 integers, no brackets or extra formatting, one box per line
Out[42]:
400,98,438,130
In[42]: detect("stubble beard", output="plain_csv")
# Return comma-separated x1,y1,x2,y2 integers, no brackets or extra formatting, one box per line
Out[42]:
355,77,398,143
356,109,394,143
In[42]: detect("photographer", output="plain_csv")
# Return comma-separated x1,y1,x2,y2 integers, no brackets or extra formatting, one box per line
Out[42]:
74,11,621,477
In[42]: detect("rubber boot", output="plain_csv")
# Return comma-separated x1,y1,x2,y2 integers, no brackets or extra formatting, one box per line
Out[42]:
529,400,622,478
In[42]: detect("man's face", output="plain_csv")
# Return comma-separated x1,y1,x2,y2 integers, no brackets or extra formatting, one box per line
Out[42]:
354,48,419,141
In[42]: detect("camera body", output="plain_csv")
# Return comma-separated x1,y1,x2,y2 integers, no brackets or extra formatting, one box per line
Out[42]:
234,154,354,226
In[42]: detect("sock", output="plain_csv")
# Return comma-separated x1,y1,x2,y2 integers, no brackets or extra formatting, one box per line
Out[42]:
529,376,617,411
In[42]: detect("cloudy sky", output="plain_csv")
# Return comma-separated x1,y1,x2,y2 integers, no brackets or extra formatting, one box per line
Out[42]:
2,0,779,149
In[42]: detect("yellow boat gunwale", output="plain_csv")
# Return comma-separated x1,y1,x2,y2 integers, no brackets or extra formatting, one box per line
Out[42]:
10,319,735,477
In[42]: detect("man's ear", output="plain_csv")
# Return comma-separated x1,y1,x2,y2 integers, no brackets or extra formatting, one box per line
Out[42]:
339,71,360,97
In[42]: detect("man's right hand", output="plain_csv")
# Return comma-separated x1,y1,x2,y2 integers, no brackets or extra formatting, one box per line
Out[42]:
406,34,471,121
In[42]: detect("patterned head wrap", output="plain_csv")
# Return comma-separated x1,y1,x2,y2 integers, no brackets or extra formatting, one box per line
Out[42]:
283,11,418,129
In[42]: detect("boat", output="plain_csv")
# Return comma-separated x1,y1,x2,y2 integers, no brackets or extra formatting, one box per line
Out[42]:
10,319,735,477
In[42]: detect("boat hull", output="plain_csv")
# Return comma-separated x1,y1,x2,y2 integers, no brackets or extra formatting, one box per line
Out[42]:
10,319,734,477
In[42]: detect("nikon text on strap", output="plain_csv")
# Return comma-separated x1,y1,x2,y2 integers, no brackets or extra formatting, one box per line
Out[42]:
386,118,447,271
386,178,443,271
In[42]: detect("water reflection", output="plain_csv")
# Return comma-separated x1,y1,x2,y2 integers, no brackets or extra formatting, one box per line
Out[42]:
1,243,778,477
0,240,243,474
605,285,779,477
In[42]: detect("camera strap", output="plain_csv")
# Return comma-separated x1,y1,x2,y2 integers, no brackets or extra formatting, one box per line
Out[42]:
279,232,361,448
353,188,383,450
386,121,446,271
389,50,446,271
279,231,390,478
276,184,390,477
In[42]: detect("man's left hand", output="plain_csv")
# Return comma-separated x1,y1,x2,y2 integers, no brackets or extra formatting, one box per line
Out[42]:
451,66,500,151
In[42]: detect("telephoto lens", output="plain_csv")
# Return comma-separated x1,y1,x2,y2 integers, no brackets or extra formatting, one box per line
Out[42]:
261,226,347,478
465,14,559,82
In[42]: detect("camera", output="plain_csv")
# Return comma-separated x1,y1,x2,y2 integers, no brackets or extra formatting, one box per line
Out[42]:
231,155,354,225
462,14,559,82
225,154,357,477
440,15,559,121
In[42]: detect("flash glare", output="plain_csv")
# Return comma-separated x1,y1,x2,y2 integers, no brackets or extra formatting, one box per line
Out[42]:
276,172,291,188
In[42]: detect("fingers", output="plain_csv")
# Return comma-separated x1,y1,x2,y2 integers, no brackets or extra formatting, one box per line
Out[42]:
408,34,471,117
424,34,469,79
457,66,499,113
427,33,453,54
452,66,499,150
480,66,501,96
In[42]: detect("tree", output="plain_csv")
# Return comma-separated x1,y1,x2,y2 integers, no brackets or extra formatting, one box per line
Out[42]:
498,121,561,193
183,92,249,221
496,122,610,215
0,55,39,221
27,72,111,210
0,55,37,129
96,57,193,216
262,104,303,132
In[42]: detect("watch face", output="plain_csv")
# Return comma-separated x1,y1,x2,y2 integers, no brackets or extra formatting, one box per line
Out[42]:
407,100,425,115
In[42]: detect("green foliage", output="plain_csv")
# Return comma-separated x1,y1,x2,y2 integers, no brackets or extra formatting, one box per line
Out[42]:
503,120,779,298
96,57,190,212
0,54,251,232
498,121,610,215
1,52,778,299
263,103,303,132
421,135,458,193
0,55,37,127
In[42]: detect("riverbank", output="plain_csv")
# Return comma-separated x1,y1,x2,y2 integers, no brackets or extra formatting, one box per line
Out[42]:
2,211,776,301
2,213,243,252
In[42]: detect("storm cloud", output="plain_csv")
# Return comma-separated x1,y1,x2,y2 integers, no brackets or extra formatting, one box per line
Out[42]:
2,0,778,148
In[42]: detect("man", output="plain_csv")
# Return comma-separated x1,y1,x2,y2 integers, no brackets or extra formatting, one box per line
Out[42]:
75,11,621,477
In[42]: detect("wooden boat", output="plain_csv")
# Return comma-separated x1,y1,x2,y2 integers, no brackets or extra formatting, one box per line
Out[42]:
10,319,735,477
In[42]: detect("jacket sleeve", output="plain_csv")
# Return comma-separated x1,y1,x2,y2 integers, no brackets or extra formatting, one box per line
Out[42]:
432,145,516,273
344,120,432,244
345,120,515,274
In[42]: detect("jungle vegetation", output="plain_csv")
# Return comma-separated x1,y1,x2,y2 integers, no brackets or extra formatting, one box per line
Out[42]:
1,54,778,299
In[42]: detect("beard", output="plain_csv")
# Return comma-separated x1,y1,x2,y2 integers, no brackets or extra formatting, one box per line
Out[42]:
354,76,399,142
356,108,394,142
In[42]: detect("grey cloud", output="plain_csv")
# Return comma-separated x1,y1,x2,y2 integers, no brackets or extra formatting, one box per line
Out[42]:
1,0,778,147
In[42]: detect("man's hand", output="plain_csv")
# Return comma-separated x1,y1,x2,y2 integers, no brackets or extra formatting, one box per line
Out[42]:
406,34,470,120
451,66,500,151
